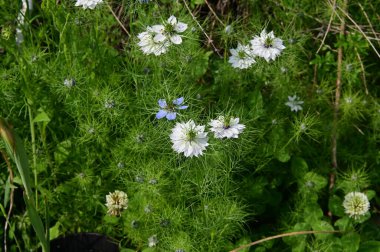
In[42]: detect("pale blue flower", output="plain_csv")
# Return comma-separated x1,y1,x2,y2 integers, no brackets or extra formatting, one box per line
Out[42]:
156,97,188,120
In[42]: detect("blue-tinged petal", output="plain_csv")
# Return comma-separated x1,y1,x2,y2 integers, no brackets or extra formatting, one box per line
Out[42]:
158,99,167,108
166,112,177,120
173,97,184,105
156,110,167,119
177,105,188,110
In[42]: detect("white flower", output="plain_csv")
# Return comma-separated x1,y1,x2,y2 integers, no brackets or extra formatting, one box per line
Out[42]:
137,27,170,56
170,120,208,158
209,116,245,139
148,235,158,247
228,43,256,69
343,192,370,219
105,190,128,216
285,95,304,112
75,0,103,9
151,15,188,45
250,30,285,62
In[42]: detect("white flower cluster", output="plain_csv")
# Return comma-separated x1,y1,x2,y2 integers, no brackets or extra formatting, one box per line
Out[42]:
105,190,129,216
170,116,245,158
137,16,188,56
75,0,103,9
229,29,286,69
343,192,370,220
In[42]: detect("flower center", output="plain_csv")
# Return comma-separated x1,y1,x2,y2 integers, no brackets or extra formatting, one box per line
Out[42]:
164,23,175,35
223,117,231,129
264,37,273,48
186,129,197,141
238,50,246,59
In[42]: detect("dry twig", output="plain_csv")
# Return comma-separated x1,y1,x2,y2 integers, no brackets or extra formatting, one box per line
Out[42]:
316,0,336,54
106,2,130,37
230,230,340,252
182,0,222,57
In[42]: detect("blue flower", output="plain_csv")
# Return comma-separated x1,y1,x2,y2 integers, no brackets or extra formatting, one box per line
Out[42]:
156,97,188,120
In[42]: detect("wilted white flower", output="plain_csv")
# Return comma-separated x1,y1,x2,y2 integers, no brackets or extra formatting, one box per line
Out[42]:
63,78,76,88
75,0,103,9
151,15,188,45
137,26,170,56
209,116,245,139
224,25,233,34
170,120,208,158
343,192,370,219
105,190,128,216
285,95,304,112
250,30,285,62
228,43,256,69
148,235,158,247
104,100,115,109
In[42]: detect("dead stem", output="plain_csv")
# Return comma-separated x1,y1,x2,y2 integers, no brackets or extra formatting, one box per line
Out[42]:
1,150,14,252
106,2,130,37
336,5,380,59
182,0,222,57
358,3,380,48
355,48,368,95
229,230,340,252
316,0,336,54
204,0,225,26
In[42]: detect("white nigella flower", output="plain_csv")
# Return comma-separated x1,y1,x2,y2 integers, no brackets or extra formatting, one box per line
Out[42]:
250,29,285,62
228,43,256,69
151,15,188,45
343,192,370,219
137,26,170,56
170,120,208,158
285,95,304,112
105,190,128,216
75,0,103,9
209,116,245,139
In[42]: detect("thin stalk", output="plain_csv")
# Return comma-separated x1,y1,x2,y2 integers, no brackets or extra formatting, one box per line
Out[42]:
27,101,38,209
1,150,14,252
230,230,340,252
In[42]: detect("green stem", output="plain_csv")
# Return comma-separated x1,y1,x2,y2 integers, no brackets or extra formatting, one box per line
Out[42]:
27,100,38,209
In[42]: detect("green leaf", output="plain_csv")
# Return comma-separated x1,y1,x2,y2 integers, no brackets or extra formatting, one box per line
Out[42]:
33,109,51,123
283,222,311,248
54,140,72,166
49,221,61,240
24,193,49,251
304,204,323,224
341,232,360,252
329,195,345,217
334,216,353,231
364,190,376,201
275,148,291,163
311,220,334,240
358,241,380,252
303,172,327,191
291,157,308,180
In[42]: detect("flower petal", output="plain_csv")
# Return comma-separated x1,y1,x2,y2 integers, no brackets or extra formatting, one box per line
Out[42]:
170,34,182,45
177,105,188,110
173,97,184,105
168,15,177,25
175,22,188,33
156,110,167,119
154,33,167,43
158,99,167,108
166,112,177,120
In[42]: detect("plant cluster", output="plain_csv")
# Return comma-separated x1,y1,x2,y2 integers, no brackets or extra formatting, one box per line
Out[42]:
0,0,380,251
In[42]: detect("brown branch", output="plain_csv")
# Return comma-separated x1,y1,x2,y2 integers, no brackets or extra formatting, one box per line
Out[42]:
106,2,130,37
358,3,380,48
182,0,222,57
230,230,340,252
204,0,224,26
336,4,380,59
1,150,15,252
